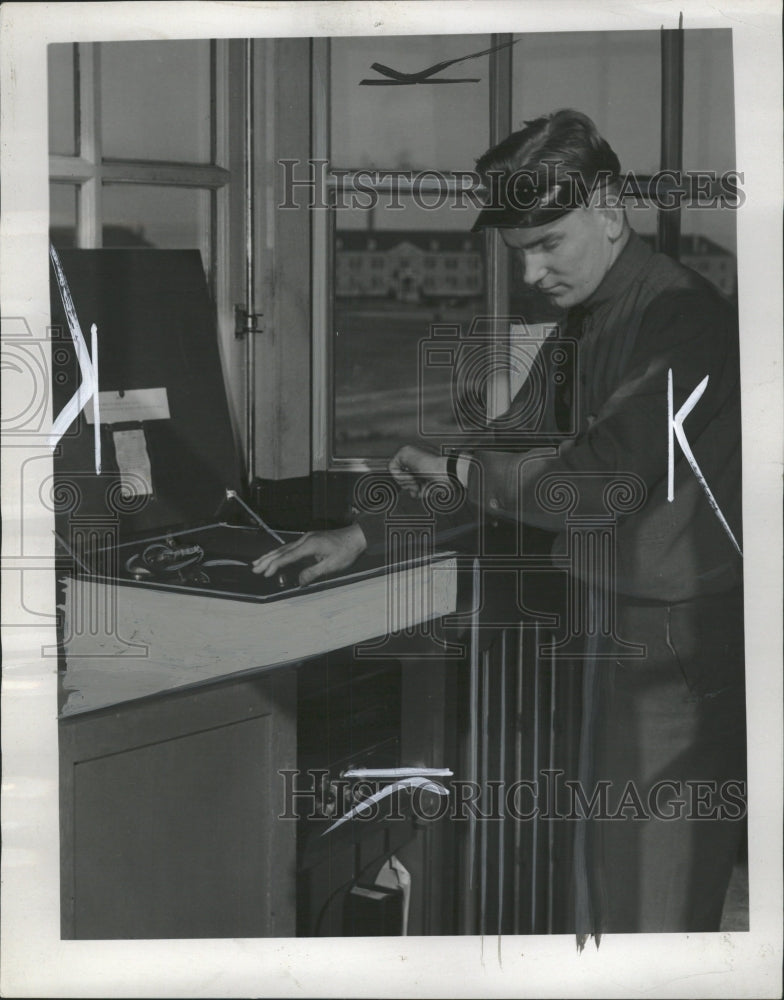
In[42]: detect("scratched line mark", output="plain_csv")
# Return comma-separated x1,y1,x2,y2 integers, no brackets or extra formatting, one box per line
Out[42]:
49,245,101,473
667,368,742,556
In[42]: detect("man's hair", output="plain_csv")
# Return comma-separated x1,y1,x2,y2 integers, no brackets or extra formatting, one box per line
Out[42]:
468,108,627,233
476,108,622,187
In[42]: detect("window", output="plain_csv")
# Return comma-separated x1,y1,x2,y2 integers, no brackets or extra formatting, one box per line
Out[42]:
678,31,737,297
48,40,231,293
318,34,499,465
47,39,249,461
330,35,492,174
328,195,489,460
316,30,738,469
510,30,736,297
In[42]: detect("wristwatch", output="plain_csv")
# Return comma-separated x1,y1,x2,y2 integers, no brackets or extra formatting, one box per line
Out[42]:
446,452,459,485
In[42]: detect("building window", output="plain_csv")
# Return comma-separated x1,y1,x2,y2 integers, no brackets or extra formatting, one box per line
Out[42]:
320,34,495,464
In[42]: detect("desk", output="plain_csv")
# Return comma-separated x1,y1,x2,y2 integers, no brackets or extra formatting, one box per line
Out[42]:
58,554,460,938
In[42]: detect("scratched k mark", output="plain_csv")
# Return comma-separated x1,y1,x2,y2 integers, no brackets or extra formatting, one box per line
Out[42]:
360,37,519,86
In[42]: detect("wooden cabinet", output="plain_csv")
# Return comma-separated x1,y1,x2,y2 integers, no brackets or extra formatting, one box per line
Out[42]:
58,555,462,939
59,669,297,939
58,648,465,939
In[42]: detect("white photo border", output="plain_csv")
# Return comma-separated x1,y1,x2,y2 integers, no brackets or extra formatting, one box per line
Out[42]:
1,2,781,997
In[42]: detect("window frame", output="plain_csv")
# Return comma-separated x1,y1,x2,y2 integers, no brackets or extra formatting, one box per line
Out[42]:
311,34,514,475
47,41,233,294
47,39,251,477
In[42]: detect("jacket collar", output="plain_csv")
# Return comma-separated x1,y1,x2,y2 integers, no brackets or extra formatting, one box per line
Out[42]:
581,229,653,313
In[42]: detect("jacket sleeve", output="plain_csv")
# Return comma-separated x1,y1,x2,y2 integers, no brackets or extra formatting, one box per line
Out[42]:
463,290,739,531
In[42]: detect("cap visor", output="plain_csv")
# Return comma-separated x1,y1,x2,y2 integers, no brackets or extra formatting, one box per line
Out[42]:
471,203,572,232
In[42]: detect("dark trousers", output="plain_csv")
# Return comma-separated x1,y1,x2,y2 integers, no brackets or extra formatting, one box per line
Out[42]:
572,587,747,934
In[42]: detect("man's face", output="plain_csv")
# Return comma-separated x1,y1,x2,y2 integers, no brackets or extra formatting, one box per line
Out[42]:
500,208,617,309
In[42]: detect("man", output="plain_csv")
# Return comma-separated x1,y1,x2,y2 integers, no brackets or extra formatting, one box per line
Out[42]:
254,110,746,935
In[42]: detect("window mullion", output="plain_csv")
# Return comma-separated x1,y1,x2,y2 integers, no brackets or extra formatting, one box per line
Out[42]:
211,38,231,302
49,155,93,183
486,32,514,420
209,39,248,477
100,160,230,188
326,171,477,197
76,42,102,248
312,37,331,473
212,38,233,288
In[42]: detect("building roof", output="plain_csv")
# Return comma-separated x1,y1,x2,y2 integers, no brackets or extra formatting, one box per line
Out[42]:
336,228,733,259
335,230,483,253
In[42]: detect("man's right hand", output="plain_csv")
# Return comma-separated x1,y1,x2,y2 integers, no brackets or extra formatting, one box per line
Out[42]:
388,444,449,498
251,523,368,587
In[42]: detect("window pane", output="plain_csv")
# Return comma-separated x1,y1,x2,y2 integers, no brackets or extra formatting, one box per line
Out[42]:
682,29,737,260
330,34,491,172
511,29,737,294
101,40,212,163
682,29,735,176
49,184,78,247
680,212,737,300
102,185,210,266
333,197,485,459
48,43,77,156
680,31,737,297
511,31,660,174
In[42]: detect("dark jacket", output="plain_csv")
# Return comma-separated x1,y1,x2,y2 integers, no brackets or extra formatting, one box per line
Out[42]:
462,230,743,601
357,230,743,603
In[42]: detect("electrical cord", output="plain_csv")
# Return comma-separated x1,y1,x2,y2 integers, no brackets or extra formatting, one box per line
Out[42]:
313,834,398,937
124,539,253,584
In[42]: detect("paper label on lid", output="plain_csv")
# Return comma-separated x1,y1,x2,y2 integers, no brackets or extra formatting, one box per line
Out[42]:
112,429,153,497
87,388,170,425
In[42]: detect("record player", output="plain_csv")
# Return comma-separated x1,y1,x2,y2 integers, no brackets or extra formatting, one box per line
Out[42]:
49,248,459,717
